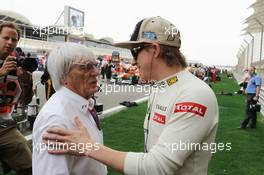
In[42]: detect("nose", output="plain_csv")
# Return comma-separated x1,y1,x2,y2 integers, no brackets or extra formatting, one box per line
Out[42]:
90,67,100,76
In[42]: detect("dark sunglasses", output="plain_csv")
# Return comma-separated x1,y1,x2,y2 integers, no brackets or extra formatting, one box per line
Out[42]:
130,44,152,60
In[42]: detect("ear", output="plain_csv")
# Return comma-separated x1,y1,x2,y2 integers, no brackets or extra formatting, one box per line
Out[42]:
60,74,68,85
152,43,160,58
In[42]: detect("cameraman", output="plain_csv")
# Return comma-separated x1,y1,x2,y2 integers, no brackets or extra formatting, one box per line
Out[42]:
0,22,32,175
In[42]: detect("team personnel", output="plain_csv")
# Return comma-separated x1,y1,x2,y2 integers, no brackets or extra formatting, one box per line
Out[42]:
43,16,219,175
0,22,32,175
239,66,262,129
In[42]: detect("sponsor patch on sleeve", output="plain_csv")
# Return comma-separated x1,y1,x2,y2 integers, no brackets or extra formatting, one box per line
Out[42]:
153,112,166,124
174,102,207,117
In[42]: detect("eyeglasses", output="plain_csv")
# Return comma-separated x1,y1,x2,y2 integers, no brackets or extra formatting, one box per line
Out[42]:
72,62,97,72
130,44,152,60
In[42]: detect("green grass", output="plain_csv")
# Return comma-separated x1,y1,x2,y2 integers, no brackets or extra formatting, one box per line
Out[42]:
1,74,264,175
103,75,264,175
208,76,264,175
101,104,146,175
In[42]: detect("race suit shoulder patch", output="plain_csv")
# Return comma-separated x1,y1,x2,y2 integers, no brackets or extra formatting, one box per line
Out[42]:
174,102,207,117
153,112,166,124
166,76,178,86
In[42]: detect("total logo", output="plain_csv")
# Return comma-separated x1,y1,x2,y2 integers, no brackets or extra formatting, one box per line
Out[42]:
153,112,166,124
174,102,207,117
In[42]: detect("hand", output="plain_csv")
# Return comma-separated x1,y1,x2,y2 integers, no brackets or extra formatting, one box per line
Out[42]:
42,117,96,156
16,67,24,76
0,56,17,76
253,96,259,101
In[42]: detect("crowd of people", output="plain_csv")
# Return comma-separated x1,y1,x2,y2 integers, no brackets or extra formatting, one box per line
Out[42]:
187,63,222,83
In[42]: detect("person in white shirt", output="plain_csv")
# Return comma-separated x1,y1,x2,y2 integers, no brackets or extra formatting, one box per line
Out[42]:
43,17,218,175
32,43,107,175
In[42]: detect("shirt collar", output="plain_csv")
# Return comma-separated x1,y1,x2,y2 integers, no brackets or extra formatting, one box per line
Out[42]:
59,86,95,113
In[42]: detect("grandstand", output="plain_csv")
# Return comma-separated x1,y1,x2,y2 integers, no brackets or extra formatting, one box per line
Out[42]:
236,0,264,70
0,9,132,60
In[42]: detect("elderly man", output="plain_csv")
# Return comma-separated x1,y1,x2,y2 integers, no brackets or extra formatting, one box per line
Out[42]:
43,17,218,175
32,43,107,175
0,22,32,175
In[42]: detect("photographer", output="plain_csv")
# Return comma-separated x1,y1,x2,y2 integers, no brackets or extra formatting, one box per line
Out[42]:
0,22,32,175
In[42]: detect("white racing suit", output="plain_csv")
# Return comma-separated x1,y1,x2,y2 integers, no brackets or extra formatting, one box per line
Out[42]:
124,70,219,175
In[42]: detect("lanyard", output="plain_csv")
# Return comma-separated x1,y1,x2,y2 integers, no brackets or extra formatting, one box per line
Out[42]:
144,92,157,152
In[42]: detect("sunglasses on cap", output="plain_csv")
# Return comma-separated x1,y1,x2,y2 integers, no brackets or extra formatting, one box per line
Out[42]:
130,44,152,60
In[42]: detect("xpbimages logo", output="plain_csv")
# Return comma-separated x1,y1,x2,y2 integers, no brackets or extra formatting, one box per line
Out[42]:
164,141,232,154
32,26,85,37
33,141,100,154
99,83,166,96
164,26,180,37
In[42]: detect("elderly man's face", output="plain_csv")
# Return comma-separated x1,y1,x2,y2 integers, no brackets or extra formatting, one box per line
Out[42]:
64,59,99,99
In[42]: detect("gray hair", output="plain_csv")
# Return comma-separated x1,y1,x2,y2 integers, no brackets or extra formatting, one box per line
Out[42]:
47,42,96,91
